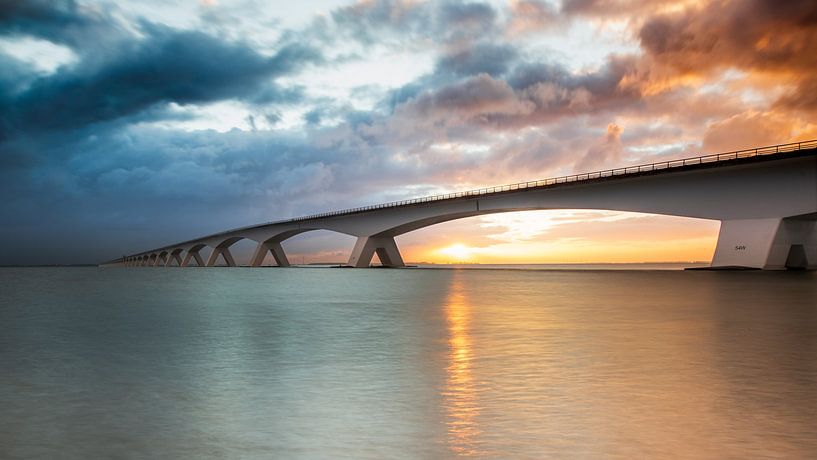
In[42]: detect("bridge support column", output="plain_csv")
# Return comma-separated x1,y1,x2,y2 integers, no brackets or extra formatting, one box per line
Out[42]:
156,254,168,267
207,247,237,267
711,217,817,269
167,252,182,267
181,250,205,267
347,236,405,268
251,241,290,267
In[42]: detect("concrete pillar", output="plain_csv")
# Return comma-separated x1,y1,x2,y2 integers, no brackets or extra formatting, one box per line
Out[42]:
347,236,405,268
250,240,291,267
206,247,237,267
156,253,168,267
711,218,817,269
181,250,205,267
167,251,183,267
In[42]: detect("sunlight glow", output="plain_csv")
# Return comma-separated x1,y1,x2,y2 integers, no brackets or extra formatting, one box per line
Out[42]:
401,211,721,264
443,273,482,456
437,244,476,263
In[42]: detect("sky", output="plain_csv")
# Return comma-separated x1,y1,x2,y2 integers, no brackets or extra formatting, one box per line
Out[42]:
1,0,816,265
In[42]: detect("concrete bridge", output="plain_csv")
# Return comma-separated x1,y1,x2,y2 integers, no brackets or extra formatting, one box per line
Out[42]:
104,140,817,270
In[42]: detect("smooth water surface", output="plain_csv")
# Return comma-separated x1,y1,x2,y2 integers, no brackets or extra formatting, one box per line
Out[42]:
1,267,816,458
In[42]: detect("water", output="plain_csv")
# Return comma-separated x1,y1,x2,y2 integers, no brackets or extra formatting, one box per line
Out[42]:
1,267,816,459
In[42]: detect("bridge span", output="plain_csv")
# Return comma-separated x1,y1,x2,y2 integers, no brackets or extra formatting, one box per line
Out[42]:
104,141,817,270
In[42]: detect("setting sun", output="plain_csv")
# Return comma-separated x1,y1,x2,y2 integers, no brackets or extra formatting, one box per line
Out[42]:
438,244,476,263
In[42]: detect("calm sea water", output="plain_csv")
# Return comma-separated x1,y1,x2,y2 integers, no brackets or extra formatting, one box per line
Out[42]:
1,267,816,459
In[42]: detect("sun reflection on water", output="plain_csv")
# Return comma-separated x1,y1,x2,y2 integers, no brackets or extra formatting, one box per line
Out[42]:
443,272,482,456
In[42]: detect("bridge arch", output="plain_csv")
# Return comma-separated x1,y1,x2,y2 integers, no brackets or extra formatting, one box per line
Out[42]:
167,248,183,266
248,230,312,267
337,207,701,267
204,229,320,267
181,244,207,267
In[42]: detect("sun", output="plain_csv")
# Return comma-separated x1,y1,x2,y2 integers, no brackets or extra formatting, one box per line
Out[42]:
438,243,474,262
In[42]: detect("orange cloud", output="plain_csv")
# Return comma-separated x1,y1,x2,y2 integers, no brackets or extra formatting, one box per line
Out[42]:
702,111,817,152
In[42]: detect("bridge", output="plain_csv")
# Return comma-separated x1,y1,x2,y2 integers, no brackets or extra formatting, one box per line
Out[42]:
103,140,817,270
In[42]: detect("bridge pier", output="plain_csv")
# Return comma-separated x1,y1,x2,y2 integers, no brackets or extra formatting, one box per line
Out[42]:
156,252,168,267
167,250,182,267
181,250,205,267
347,236,405,268
251,240,290,267
711,217,817,269
207,247,237,267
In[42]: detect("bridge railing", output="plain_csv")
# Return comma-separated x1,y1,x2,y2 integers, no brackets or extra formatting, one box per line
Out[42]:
284,139,817,223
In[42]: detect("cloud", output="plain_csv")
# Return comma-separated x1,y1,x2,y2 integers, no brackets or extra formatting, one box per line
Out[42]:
383,54,641,136
636,0,817,104
574,123,624,172
435,43,518,77
0,0,93,46
776,77,817,112
507,0,560,35
0,25,319,138
561,0,681,16
325,0,503,49
702,111,817,152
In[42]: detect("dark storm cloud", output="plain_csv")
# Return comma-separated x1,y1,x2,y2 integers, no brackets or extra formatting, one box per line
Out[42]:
0,24,320,137
0,0,90,45
0,0,329,264
0,54,36,98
